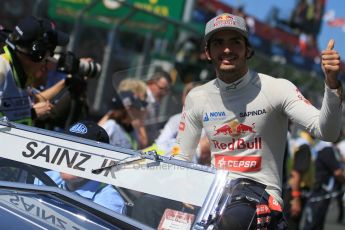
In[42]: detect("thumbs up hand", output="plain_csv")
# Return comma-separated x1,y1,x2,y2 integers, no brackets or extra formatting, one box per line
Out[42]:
321,39,341,89
326,39,335,50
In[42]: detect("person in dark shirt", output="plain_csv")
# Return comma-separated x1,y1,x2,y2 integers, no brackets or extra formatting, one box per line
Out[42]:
284,140,313,230
303,139,345,230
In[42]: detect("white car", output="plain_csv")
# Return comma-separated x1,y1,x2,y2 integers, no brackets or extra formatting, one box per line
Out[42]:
0,120,233,230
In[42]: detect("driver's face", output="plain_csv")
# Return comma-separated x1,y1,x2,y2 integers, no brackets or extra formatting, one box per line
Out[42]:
205,30,249,83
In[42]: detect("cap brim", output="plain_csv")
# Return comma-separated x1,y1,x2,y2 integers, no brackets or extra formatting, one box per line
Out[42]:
205,27,248,43
56,31,69,46
119,91,146,110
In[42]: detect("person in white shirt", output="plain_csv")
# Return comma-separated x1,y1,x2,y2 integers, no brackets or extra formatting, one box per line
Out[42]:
144,70,172,145
99,79,148,150
155,82,201,154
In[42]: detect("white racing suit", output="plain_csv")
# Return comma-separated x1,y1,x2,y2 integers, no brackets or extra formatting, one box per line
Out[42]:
176,70,342,209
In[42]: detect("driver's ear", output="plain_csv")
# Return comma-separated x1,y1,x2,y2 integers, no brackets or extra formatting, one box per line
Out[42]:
246,46,254,59
205,46,212,61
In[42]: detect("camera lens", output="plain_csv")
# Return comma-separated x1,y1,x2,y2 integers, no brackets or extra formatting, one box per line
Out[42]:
55,51,102,78
79,60,102,78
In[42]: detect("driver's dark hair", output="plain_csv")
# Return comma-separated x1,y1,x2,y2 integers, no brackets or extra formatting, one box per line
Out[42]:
205,37,254,60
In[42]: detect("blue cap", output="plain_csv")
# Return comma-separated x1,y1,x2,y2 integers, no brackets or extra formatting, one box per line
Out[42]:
67,121,109,144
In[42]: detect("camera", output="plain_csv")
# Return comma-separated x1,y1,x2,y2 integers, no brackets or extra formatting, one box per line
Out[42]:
56,51,101,79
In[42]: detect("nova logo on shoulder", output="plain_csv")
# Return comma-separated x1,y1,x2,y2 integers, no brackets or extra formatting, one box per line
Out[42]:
203,111,226,122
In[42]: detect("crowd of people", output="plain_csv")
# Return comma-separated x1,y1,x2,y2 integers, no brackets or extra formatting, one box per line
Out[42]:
284,128,345,229
0,11,344,230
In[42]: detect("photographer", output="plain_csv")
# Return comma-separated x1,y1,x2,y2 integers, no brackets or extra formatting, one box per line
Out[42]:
0,16,69,125
33,50,101,130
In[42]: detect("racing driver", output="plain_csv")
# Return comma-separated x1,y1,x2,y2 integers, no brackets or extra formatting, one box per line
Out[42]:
175,13,342,229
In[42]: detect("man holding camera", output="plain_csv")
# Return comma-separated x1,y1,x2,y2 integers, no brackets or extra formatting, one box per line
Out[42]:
0,16,69,125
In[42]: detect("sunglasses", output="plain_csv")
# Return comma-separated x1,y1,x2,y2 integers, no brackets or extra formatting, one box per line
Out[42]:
155,82,170,91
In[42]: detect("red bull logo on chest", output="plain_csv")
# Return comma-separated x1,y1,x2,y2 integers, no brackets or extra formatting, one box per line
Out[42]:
213,124,233,135
213,121,256,136
212,138,262,151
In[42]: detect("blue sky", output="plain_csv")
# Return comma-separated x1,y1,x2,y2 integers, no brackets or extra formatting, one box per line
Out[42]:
221,0,345,58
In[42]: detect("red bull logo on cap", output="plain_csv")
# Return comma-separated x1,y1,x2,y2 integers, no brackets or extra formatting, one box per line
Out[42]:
215,14,234,21
213,14,236,28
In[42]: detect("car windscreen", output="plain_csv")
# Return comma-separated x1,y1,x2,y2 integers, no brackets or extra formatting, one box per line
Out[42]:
0,158,203,229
